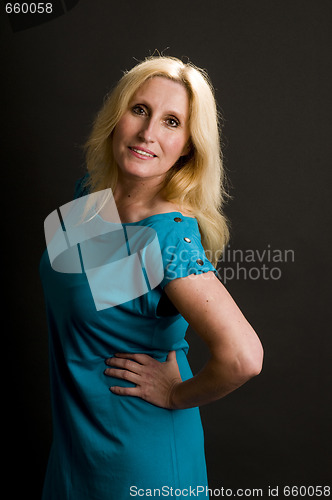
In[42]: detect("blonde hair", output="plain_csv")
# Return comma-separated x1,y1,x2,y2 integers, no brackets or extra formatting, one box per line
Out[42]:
84,56,229,265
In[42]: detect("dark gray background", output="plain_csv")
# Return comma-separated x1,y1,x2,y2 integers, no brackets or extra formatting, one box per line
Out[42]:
1,0,331,497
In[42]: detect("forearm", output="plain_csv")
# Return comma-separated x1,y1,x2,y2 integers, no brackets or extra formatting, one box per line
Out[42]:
170,350,261,410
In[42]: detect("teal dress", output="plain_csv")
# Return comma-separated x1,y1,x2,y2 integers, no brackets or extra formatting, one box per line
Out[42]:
40,179,217,499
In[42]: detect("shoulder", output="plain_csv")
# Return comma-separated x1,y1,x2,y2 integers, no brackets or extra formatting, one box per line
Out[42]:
139,212,201,246
152,199,193,218
140,213,217,289
119,200,193,224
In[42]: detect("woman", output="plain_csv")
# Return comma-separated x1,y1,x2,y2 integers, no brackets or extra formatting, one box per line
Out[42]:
40,56,263,499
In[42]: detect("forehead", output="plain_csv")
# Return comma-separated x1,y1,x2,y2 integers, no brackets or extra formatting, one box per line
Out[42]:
130,77,190,116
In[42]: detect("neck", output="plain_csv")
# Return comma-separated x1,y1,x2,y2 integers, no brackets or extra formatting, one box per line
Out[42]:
113,174,167,221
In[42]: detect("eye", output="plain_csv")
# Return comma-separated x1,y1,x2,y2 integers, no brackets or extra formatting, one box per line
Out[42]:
132,105,147,116
165,116,180,128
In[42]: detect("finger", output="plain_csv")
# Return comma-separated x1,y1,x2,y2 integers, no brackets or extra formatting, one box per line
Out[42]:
106,357,143,374
109,385,141,397
104,367,141,384
114,353,154,364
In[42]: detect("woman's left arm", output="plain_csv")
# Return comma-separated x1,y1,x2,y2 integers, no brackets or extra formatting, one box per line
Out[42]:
105,271,263,409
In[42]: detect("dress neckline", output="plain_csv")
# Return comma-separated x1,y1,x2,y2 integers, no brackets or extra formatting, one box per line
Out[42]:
121,211,196,225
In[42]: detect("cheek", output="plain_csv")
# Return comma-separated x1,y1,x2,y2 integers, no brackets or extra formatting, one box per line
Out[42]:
113,120,126,144
166,136,189,158
112,123,129,165
113,115,136,144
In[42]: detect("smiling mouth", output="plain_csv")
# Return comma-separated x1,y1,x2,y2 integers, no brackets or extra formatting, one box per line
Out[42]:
129,147,157,158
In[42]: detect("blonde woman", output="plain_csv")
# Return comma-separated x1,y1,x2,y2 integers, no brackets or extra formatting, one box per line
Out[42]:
40,56,263,499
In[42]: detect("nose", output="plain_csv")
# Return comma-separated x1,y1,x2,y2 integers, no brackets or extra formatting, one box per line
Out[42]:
137,117,157,143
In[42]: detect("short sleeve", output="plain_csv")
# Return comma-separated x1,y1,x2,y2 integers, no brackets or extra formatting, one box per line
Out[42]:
158,217,217,289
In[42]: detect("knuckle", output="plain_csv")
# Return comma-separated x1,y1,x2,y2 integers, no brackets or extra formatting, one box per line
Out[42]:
141,388,150,400
124,359,132,370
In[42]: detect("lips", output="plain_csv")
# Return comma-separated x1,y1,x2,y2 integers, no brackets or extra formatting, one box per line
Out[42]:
129,146,157,158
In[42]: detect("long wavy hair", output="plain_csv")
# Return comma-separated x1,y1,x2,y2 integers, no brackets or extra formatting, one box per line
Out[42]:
84,56,229,265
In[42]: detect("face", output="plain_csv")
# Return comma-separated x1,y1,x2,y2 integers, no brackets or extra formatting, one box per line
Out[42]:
112,77,190,184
